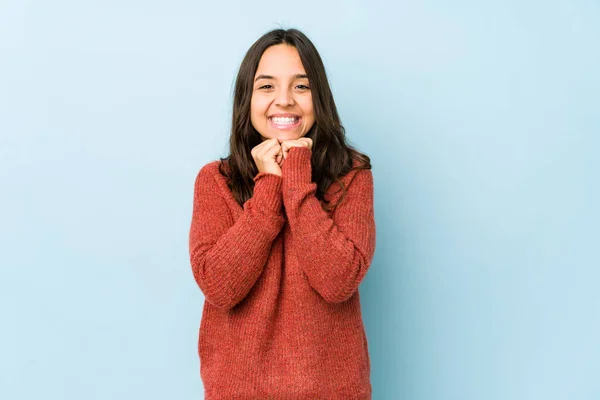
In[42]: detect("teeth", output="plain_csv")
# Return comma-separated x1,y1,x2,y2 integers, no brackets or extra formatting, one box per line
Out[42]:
271,117,299,124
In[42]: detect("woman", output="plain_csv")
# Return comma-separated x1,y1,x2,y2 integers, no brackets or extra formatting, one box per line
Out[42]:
189,28,376,399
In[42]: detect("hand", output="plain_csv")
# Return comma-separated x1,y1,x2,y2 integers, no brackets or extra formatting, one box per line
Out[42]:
251,138,283,177
280,137,313,163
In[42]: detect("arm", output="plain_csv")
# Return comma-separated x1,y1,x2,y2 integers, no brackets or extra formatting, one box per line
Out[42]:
188,163,285,310
281,146,376,303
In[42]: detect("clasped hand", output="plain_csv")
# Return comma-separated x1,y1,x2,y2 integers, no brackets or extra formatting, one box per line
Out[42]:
251,137,313,177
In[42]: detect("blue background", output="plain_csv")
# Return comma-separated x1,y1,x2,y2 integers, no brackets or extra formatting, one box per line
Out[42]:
1,1,598,399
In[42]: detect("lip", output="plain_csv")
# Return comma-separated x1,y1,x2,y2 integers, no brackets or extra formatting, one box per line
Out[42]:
269,113,300,118
269,115,302,130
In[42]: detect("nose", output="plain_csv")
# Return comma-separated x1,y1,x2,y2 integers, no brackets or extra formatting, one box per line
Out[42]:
274,87,294,106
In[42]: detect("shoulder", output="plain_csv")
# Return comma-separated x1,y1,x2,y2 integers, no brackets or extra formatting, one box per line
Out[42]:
195,160,225,188
324,159,373,203
199,159,222,174
343,159,373,186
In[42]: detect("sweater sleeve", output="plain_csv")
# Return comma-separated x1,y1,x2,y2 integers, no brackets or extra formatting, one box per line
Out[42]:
188,163,285,310
281,146,376,303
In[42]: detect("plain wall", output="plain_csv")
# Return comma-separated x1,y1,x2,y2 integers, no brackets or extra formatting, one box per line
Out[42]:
1,0,598,399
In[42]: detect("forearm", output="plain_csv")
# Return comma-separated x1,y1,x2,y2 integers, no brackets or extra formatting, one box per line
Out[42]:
281,146,376,303
190,172,284,310
284,181,374,303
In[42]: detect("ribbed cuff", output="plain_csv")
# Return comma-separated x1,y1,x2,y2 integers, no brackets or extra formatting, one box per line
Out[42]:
282,146,313,190
251,172,283,213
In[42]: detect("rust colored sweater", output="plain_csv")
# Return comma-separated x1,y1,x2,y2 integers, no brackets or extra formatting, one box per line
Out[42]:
188,146,376,399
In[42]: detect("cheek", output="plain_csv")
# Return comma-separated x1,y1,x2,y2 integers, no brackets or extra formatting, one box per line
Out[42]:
299,98,314,118
250,93,269,110
251,97,270,118
249,102,260,124
303,107,315,127
305,108,316,130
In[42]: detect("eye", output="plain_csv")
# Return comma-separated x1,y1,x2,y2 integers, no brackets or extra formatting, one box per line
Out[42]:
297,85,310,90
258,84,273,90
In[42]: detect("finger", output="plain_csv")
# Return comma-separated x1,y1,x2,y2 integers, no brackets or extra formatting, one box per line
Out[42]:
262,139,280,157
253,139,272,159
263,138,279,152
299,138,312,148
266,143,281,159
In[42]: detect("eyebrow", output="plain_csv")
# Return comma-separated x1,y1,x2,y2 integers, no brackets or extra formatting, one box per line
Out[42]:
254,74,309,83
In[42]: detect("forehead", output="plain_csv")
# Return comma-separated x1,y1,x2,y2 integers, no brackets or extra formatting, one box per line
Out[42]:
255,44,306,76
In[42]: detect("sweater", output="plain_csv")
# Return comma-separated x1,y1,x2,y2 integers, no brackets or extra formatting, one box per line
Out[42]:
188,145,376,399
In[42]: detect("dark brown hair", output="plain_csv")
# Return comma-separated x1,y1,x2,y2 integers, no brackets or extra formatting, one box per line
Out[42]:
218,28,371,212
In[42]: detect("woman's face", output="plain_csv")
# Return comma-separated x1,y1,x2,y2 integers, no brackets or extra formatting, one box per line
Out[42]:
250,44,315,142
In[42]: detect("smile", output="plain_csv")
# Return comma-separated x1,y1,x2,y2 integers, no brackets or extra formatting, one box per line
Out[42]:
269,116,301,130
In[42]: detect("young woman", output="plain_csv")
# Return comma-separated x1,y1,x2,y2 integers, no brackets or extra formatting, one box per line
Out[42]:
189,28,376,399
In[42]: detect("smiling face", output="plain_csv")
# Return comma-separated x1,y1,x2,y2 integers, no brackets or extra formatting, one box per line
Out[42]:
250,44,315,142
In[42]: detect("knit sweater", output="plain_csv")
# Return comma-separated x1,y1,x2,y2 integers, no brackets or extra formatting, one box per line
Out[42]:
188,145,376,399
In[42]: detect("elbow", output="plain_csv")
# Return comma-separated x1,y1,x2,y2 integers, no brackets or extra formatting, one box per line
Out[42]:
311,274,361,305
319,282,359,304
190,259,240,311
203,294,239,311
315,257,372,304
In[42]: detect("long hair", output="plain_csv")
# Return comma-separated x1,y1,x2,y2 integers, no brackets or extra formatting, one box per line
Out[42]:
218,28,371,212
